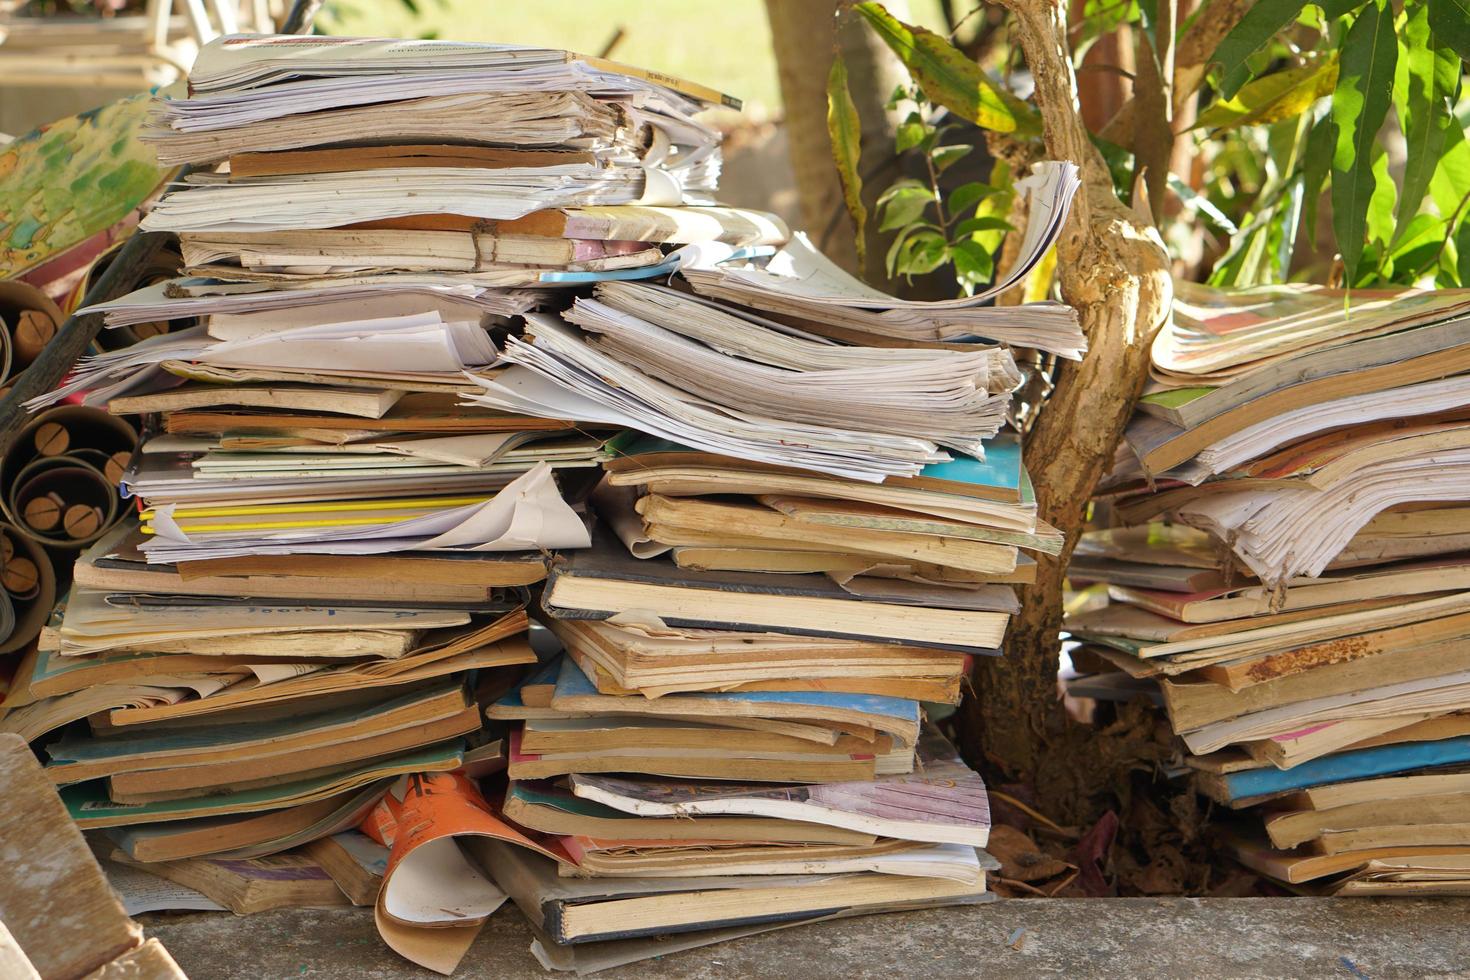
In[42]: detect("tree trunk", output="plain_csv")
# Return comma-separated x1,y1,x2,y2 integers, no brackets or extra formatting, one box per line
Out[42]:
960,0,1174,820
764,0,908,281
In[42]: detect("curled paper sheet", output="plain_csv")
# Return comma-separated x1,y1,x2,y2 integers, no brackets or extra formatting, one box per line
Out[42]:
361,770,573,975
144,461,591,561
589,479,670,559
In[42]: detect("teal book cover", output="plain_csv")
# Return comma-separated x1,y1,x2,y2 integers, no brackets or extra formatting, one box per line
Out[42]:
553,656,920,726
1221,735,1470,801
63,741,463,824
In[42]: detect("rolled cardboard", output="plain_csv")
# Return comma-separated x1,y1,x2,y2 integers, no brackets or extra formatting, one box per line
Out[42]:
32,422,68,457
0,523,56,655
1,556,39,600
8,457,118,548
0,406,136,547
0,280,63,372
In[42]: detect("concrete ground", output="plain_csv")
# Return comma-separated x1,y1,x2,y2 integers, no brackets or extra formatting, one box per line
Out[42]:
142,898,1470,979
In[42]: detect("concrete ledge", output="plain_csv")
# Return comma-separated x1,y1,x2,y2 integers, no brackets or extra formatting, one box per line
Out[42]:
141,897,1470,978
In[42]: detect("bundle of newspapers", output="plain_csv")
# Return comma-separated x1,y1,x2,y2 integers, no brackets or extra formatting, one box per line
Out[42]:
1,33,1087,974
1067,281,1470,897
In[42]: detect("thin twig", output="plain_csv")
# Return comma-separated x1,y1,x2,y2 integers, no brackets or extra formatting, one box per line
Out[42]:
990,789,1069,835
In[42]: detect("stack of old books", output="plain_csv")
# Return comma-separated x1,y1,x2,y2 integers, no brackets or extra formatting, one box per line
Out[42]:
0,31,1097,973
1066,281,1470,896
2,34,753,881
449,169,1088,971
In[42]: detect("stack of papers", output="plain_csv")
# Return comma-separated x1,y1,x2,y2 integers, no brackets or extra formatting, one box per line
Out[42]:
1065,280,1470,897
143,35,725,214
677,163,1086,358
3,29,1105,976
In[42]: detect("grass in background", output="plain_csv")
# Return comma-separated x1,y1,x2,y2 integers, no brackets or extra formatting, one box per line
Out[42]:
320,0,947,117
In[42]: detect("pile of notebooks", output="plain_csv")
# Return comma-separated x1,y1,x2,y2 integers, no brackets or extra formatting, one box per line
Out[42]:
1066,281,1470,896
0,31,1092,973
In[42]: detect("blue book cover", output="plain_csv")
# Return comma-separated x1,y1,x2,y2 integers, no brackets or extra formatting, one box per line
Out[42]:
1221,734,1470,801
553,656,920,728
917,437,1022,495
492,655,564,711
607,433,1024,497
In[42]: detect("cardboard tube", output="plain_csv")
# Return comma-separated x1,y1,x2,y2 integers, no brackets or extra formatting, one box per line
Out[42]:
9,457,118,548
12,310,56,366
62,504,103,540
1,556,39,599
106,450,132,485
32,421,69,457
20,492,63,532
0,523,56,655
0,314,11,389
0,280,63,372
0,407,137,535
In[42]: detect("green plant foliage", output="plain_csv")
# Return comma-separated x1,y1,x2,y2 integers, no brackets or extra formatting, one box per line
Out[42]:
1194,57,1339,131
1394,0,1461,244
1211,0,1308,99
854,1,1039,135
1331,0,1397,283
1429,0,1470,62
833,0,1470,296
826,54,868,269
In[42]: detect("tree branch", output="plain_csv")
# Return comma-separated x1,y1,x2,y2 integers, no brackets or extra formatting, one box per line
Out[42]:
965,0,1173,794
1098,0,1253,146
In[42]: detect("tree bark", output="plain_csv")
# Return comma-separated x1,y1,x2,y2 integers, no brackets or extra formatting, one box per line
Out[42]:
764,0,909,281
1098,0,1251,146
961,0,1173,818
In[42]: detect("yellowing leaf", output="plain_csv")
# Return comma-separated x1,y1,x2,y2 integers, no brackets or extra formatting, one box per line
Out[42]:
1023,245,1058,304
826,54,867,270
854,1,1038,135
1195,56,1339,130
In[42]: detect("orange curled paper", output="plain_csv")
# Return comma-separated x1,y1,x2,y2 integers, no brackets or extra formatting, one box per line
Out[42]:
362,770,571,975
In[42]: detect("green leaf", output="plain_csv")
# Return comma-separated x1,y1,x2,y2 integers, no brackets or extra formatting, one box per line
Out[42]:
1457,218,1470,285
1428,0,1470,63
1195,57,1339,130
954,215,1013,237
1393,1,1460,243
878,185,936,231
1212,0,1308,99
970,160,1015,254
1430,114,1470,222
931,144,973,173
1168,172,1240,233
896,112,929,153
854,1,1039,135
826,54,867,270
885,225,917,278
898,230,949,276
891,228,949,277
1090,133,1136,202
1302,112,1334,243
1387,212,1442,260
1366,150,1398,249
951,238,993,285
1331,0,1398,283
947,181,995,216
1319,0,1368,17
877,177,928,204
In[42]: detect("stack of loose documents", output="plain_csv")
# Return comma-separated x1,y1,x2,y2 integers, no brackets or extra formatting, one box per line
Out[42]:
1065,282,1470,896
